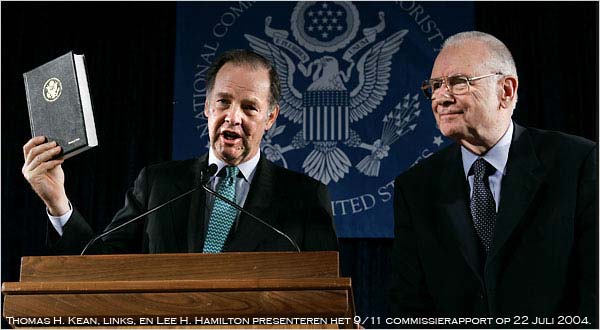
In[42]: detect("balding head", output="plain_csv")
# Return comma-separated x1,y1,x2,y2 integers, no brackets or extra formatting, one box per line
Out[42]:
442,31,518,78
429,31,519,154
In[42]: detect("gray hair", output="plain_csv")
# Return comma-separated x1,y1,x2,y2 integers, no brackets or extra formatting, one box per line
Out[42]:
442,31,518,78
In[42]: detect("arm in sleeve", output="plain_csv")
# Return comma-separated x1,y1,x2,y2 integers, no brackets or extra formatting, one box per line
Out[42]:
47,167,150,255
47,201,73,236
303,181,339,251
389,176,435,318
575,145,598,328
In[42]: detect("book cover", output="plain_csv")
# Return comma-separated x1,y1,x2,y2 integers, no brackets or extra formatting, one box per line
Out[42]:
23,51,98,159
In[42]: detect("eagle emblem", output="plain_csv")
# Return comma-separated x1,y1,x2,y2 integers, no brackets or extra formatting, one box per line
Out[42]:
245,2,422,184
43,77,62,102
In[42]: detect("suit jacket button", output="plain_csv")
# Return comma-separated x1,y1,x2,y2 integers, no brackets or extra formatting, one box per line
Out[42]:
479,293,484,300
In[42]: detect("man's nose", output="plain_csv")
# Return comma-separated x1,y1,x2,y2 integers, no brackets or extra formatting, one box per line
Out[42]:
431,80,452,99
224,106,242,125
431,86,455,107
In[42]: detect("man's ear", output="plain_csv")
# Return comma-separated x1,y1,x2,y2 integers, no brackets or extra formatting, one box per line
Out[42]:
204,99,209,118
265,105,280,131
500,75,518,109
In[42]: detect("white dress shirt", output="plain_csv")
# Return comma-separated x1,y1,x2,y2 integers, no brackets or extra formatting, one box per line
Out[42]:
461,121,514,212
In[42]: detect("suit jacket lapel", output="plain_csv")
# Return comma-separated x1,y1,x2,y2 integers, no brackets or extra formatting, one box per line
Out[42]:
488,124,545,263
435,145,484,282
180,155,208,253
226,155,276,252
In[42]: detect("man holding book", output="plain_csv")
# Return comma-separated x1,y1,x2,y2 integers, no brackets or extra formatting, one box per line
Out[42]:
22,49,338,254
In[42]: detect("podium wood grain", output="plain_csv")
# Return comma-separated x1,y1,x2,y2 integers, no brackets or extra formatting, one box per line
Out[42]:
3,252,355,328
18,252,339,282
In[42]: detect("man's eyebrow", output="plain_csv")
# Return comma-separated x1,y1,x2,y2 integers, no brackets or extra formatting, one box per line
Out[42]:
212,92,263,108
241,97,261,105
214,92,233,99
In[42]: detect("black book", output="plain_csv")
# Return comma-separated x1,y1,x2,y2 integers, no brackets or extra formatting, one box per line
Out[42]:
23,51,98,159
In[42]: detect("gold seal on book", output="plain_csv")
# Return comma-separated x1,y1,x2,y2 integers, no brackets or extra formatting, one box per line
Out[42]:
42,77,62,102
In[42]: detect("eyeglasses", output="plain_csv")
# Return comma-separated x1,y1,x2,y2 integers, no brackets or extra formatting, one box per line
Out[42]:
421,73,503,99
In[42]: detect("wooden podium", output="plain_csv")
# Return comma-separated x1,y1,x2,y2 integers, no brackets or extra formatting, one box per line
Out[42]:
2,252,355,328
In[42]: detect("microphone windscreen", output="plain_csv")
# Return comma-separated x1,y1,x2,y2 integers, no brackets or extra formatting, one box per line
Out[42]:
207,163,218,177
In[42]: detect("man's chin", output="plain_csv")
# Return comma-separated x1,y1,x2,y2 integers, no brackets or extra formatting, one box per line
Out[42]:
439,126,464,141
215,147,248,165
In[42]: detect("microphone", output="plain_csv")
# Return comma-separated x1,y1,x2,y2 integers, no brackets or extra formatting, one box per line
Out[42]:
80,164,218,255
80,163,301,254
201,167,301,252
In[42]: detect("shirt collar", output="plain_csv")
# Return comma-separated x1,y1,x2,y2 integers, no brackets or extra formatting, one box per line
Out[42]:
208,149,260,182
461,120,513,178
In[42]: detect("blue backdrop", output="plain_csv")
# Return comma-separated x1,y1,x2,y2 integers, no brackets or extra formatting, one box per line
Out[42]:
173,1,474,237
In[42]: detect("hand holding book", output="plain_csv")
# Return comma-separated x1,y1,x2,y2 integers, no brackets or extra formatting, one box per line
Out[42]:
22,136,70,216
21,51,97,216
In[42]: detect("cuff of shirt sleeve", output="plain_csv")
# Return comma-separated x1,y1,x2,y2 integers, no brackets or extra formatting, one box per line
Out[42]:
47,201,73,236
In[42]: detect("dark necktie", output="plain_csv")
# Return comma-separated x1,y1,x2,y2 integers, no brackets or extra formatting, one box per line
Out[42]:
203,166,239,253
469,158,497,253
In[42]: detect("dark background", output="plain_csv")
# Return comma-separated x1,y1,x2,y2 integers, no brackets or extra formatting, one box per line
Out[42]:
2,2,598,327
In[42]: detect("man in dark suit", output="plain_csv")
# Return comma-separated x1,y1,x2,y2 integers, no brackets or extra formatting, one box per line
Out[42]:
22,49,338,254
390,31,597,327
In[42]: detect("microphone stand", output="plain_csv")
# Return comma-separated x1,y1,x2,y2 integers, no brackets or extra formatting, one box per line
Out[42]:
80,164,301,254
80,186,203,255
201,184,301,252
80,166,217,255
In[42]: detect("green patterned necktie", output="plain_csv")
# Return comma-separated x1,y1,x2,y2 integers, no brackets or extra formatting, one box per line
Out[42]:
203,166,239,253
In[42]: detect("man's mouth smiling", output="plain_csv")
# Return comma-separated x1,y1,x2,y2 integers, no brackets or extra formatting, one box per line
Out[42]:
438,110,464,119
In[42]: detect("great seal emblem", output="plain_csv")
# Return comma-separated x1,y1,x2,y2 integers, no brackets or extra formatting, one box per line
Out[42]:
245,1,416,184
42,77,62,102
